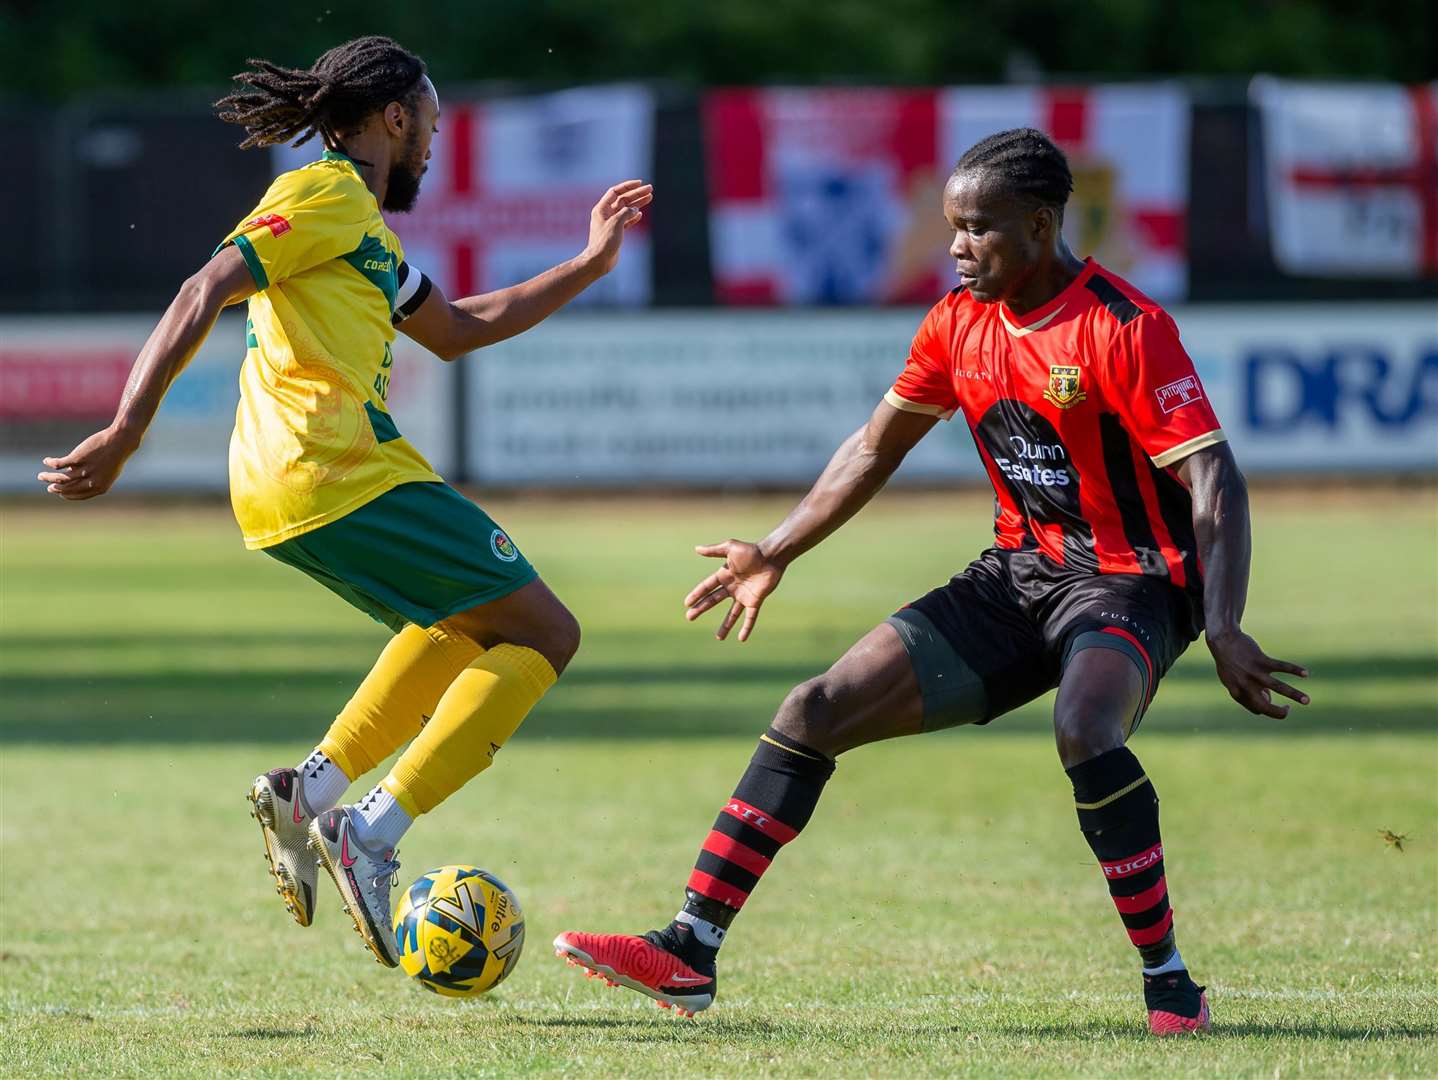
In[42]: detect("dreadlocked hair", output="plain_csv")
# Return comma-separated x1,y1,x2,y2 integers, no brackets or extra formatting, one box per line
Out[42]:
952,127,1074,213
214,35,426,150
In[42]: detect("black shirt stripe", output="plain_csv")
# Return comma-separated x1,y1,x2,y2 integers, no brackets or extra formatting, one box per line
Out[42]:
1085,273,1143,326
1099,413,1171,580
1148,461,1203,593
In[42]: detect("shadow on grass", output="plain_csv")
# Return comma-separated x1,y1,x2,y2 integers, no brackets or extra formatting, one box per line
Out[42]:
992,1019,1438,1041
1,650,1433,745
6,632,1437,684
497,1013,810,1046
1214,1021,1438,1040
510,1012,1438,1044
509,1015,781,1042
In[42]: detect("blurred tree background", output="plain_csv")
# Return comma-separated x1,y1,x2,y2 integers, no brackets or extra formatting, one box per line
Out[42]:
2,0,1433,100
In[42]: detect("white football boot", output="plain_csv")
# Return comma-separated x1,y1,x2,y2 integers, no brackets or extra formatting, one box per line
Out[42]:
247,768,321,927
308,807,402,967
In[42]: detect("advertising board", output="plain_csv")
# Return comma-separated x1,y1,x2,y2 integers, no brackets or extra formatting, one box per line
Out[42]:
465,304,1437,485
0,314,457,494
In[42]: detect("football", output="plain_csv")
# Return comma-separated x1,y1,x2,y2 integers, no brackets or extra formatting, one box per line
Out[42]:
392,865,525,997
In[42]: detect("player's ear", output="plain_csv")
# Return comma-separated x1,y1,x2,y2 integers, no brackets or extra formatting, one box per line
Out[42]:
1032,205,1056,242
383,101,406,138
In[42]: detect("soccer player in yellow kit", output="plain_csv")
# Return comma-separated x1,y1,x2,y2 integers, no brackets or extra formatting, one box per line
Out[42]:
36,36,653,967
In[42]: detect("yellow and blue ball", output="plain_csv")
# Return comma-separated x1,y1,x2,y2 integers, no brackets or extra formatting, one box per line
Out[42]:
392,865,525,998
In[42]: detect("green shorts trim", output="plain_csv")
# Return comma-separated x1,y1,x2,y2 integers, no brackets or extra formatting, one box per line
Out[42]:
885,609,988,731
263,481,538,632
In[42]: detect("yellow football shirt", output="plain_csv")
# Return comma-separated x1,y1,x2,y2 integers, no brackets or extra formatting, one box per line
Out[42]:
218,150,441,549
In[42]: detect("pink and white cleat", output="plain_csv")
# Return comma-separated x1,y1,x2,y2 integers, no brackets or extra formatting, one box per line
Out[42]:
307,807,401,967
1144,971,1211,1035
247,768,320,927
554,929,716,1017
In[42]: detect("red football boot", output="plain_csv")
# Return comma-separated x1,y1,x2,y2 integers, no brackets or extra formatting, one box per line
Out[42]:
554,929,717,1017
1144,970,1211,1035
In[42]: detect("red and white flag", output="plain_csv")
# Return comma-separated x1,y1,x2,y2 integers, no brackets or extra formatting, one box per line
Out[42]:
274,85,654,304
938,85,1189,300
705,84,1190,305
1253,78,1438,278
704,88,941,305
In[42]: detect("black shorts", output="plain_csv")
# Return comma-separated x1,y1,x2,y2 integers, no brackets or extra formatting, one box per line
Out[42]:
886,548,1201,732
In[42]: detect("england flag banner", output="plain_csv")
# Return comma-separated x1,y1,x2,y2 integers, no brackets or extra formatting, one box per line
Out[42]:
937,85,1189,301
1253,78,1438,279
704,84,1189,306
273,84,654,304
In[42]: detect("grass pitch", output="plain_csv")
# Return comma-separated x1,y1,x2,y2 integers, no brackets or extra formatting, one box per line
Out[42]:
2,488,1435,1077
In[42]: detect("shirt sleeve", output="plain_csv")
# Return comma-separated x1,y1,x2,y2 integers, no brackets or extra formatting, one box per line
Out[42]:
884,298,959,421
1107,311,1226,468
215,170,370,290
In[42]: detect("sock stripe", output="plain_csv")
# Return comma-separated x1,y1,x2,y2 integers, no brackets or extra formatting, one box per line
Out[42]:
722,798,799,844
1100,841,1164,880
687,869,750,910
711,812,783,859
1120,896,1172,931
701,831,773,877
1109,863,1165,897
1112,874,1168,914
1068,747,1144,802
1075,774,1150,811
1068,748,1178,970
758,733,828,762
682,729,833,932
693,850,760,894
1127,908,1175,946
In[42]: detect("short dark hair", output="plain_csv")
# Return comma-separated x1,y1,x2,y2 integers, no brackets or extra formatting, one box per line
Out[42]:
952,127,1074,212
214,35,427,150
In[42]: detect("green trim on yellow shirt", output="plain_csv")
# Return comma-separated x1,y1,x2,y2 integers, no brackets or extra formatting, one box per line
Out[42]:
231,234,269,291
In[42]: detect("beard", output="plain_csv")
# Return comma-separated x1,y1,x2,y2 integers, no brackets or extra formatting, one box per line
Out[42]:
382,129,426,213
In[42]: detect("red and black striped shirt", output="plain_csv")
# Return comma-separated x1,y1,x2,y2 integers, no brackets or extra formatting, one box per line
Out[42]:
887,258,1225,593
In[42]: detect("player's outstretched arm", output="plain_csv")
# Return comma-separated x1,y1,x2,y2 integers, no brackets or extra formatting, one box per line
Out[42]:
37,245,256,500
685,400,938,641
397,180,653,360
1178,443,1310,718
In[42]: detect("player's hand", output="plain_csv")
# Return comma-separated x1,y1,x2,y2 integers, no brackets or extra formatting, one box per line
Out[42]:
684,539,785,642
36,424,140,500
1207,628,1310,718
582,180,653,276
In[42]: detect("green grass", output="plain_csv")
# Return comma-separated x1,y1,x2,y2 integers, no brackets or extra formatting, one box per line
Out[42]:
2,490,1435,1077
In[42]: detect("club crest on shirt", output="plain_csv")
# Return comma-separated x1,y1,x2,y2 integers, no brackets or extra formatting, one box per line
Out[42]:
1043,365,1086,409
491,529,519,563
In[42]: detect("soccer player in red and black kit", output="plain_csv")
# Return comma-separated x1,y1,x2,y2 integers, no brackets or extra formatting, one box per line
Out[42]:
554,129,1310,1035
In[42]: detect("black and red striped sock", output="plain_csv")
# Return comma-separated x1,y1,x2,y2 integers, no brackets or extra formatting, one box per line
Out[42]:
1066,747,1179,970
669,727,835,960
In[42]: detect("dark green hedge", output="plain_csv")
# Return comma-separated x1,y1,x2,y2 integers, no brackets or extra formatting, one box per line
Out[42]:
4,0,1433,100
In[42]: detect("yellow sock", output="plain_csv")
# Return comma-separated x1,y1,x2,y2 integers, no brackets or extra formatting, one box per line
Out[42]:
318,620,482,780
381,644,557,816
